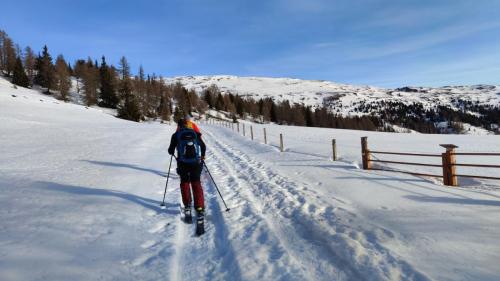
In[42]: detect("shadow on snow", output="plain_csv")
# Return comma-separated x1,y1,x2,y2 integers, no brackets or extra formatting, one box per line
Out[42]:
35,181,178,215
80,160,174,178
404,195,500,207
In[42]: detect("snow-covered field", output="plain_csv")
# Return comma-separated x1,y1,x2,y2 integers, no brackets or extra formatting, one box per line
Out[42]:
1,78,500,281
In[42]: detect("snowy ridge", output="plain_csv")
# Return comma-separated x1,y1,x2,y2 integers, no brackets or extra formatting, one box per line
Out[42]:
166,75,500,115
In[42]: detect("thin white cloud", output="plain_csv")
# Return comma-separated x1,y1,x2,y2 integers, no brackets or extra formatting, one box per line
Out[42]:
346,21,500,60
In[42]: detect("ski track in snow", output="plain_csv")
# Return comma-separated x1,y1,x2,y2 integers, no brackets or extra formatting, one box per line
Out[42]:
201,125,431,281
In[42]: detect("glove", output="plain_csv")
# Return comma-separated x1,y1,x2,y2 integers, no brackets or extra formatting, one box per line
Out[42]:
200,155,205,162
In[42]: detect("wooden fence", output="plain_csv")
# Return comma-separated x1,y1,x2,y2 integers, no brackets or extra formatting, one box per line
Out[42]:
361,137,500,186
203,118,500,187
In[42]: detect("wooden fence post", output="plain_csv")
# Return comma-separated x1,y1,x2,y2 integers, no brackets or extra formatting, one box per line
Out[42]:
332,139,337,161
441,152,449,186
243,124,246,136
440,144,458,186
250,126,254,140
280,133,284,152
263,128,267,144
361,137,371,170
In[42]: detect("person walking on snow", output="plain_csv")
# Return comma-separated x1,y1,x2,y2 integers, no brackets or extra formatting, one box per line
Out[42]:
168,117,206,225
180,115,201,133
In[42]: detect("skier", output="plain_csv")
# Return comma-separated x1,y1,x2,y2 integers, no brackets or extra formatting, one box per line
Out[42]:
168,117,206,234
181,114,201,133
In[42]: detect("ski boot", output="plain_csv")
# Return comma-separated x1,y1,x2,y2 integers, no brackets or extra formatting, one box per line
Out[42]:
183,206,192,224
195,207,205,236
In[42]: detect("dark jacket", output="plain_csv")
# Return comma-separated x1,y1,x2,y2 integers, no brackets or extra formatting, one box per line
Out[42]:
168,130,206,158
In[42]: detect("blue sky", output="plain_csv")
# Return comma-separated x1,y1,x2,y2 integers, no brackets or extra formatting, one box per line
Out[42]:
1,0,500,87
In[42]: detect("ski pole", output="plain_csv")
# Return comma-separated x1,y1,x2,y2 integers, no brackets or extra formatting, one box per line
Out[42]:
203,161,230,212
160,154,174,206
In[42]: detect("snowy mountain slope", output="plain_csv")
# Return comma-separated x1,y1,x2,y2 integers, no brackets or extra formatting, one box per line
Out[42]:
166,76,500,135
166,75,500,111
2,78,500,281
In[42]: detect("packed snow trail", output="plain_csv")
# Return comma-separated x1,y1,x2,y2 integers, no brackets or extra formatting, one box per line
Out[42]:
200,124,431,281
201,122,500,281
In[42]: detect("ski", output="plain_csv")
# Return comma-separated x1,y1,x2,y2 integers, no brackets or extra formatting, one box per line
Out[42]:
183,207,193,224
195,212,205,236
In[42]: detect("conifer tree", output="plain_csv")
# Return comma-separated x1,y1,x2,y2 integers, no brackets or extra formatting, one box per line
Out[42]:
67,62,73,76
12,56,29,87
23,46,36,86
135,65,147,114
117,56,142,121
55,55,71,101
173,105,184,122
159,95,172,121
81,58,99,106
0,30,4,72
99,56,119,108
73,59,86,93
34,45,55,93
1,34,16,76
215,93,224,110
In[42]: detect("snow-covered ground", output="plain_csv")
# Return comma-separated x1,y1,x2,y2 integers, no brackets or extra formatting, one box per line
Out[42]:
1,78,500,281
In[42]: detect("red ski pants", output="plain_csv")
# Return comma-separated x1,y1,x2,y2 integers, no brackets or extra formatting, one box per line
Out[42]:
177,161,204,209
180,181,204,209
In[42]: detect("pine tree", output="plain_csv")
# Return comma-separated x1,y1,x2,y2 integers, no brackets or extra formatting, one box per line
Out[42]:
67,62,73,76
55,55,71,101
304,106,315,127
173,105,184,122
1,34,16,76
12,56,29,87
73,59,86,94
23,46,36,86
270,100,278,122
159,95,172,121
215,93,224,110
0,30,4,72
135,65,147,114
81,58,99,106
34,45,55,93
99,56,119,108
118,56,130,81
117,56,142,121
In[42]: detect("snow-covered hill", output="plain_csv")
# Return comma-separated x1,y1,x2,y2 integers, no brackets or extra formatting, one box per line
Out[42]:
166,75,500,111
2,76,500,280
166,76,500,134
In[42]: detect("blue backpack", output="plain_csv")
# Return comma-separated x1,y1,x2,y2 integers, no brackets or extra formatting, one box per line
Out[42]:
176,128,201,163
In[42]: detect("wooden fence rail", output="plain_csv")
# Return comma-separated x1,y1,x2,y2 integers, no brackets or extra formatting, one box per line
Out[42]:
206,120,500,187
361,137,500,186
